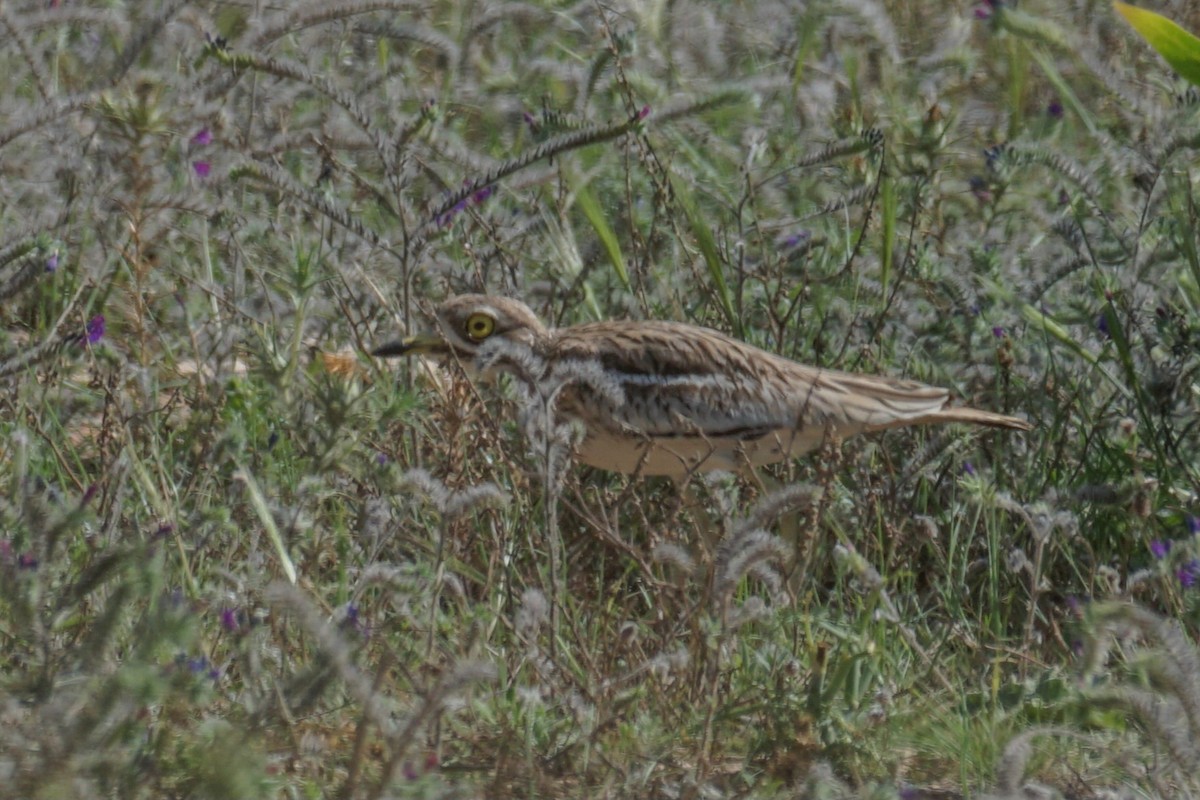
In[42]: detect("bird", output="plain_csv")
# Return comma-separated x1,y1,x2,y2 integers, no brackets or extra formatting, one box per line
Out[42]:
373,294,1031,479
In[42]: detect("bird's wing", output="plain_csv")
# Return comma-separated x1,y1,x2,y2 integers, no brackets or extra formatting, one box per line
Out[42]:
549,321,951,438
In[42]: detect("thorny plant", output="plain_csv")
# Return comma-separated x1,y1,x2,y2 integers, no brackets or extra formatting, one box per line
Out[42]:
1079,603,1200,784
0,431,501,798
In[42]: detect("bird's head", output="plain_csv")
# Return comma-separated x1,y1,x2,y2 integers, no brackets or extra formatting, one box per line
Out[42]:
372,295,548,365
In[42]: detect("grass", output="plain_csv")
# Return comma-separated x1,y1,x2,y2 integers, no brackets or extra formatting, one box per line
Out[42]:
2,0,1200,797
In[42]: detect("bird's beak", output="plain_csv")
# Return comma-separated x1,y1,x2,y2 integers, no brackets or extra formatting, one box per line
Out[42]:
371,331,445,357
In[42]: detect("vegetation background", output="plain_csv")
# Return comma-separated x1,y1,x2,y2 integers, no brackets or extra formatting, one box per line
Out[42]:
2,0,1200,797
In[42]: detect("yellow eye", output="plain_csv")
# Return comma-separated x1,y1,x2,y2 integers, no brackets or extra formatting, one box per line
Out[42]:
464,312,496,341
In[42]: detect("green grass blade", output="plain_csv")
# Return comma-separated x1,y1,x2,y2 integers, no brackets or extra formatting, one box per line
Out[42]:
573,180,629,290
880,175,896,297
1028,46,1099,135
1019,302,1132,399
236,464,298,585
669,174,737,334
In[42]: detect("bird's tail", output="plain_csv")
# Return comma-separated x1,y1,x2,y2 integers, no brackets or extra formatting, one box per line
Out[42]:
868,406,1032,432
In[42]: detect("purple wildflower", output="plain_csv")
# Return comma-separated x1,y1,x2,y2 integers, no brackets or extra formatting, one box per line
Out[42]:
1047,101,1064,119
17,553,38,570
221,608,240,632
992,325,1006,339
191,127,212,146
376,451,390,466
86,316,105,344
45,251,59,272
779,230,812,249
638,105,651,120
472,185,495,205
75,315,105,348
340,603,368,638
436,197,470,228
192,160,211,178
962,461,976,477
1177,559,1200,589
974,0,1001,19
1096,314,1110,339
1149,539,1171,560
968,175,991,204
1187,515,1199,535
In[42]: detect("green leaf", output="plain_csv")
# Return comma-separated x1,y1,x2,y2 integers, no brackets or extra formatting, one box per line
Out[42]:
880,175,896,297
1018,302,1131,399
573,181,630,290
1114,1,1200,87
1028,46,1098,135
235,464,297,584
669,175,738,334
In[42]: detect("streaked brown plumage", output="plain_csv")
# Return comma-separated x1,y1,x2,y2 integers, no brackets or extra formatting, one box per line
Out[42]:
374,295,1031,478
